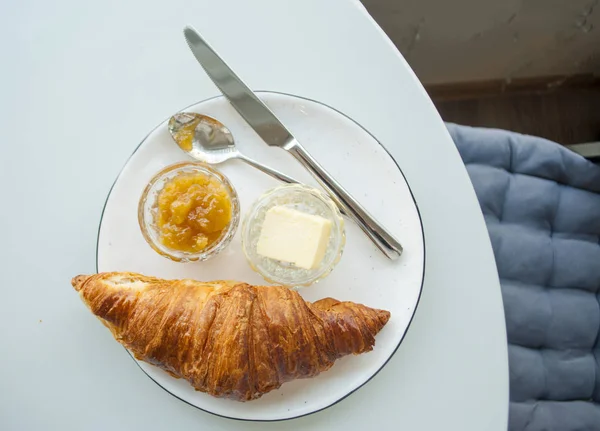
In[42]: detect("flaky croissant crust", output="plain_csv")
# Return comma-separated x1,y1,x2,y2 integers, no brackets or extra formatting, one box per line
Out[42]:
72,272,390,401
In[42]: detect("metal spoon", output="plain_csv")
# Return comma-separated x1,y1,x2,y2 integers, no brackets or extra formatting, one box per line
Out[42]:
168,112,297,184
168,112,352,219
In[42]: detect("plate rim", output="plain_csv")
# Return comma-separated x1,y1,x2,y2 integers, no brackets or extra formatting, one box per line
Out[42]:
95,91,426,422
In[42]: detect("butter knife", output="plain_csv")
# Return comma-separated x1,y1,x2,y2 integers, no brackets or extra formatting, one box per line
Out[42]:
183,26,403,260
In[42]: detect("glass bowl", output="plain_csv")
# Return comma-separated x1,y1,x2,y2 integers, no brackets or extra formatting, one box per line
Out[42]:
138,162,240,262
241,184,345,287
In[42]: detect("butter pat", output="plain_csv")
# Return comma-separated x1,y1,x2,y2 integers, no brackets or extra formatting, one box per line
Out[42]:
257,206,332,269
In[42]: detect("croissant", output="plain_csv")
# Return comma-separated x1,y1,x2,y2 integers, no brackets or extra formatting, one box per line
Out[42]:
72,272,390,401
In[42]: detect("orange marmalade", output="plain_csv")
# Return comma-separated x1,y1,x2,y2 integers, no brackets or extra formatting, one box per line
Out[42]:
156,171,232,253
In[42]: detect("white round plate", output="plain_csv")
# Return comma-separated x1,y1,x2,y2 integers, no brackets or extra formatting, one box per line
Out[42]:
97,92,425,421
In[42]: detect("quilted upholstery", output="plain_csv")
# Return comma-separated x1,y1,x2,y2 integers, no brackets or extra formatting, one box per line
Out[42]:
446,124,600,431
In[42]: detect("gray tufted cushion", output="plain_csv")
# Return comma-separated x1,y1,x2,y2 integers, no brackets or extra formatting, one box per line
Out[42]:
446,123,600,431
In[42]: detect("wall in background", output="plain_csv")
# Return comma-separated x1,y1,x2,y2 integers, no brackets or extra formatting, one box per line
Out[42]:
363,0,600,85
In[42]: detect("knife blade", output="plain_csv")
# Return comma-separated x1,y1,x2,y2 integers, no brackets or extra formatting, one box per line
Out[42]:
183,25,403,259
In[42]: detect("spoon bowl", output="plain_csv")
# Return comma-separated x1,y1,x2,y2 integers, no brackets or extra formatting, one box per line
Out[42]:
168,113,240,164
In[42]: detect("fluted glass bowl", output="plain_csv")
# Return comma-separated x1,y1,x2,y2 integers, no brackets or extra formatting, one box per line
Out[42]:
242,184,345,287
138,162,240,262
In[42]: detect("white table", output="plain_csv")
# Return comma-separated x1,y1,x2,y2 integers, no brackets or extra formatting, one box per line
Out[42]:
0,1,508,429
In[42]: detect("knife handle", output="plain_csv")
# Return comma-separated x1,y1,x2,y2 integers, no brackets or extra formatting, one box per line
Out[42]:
287,143,403,260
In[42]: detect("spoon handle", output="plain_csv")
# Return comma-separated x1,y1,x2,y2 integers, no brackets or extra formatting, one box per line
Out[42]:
237,154,353,221
237,155,298,184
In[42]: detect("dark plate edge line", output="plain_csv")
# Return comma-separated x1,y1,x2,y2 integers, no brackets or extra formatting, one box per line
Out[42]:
95,91,427,422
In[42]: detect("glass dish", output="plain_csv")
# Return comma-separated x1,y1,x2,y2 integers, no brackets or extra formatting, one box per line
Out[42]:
138,162,240,262
242,184,345,287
